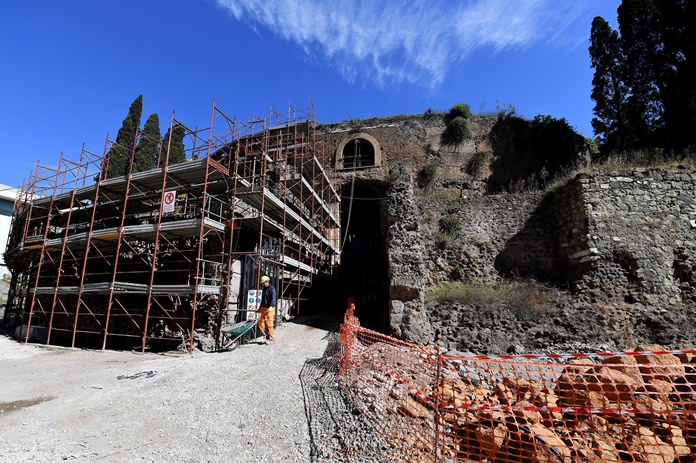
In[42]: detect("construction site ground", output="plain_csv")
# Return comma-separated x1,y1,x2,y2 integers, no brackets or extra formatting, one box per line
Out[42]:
0,315,382,463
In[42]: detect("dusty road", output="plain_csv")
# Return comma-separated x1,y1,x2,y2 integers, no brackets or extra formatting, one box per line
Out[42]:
0,317,336,463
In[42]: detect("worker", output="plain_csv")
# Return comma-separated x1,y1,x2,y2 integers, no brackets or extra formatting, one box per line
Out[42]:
257,275,277,343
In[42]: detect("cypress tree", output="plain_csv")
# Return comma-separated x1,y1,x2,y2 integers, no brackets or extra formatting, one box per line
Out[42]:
657,0,696,151
618,0,665,149
589,1,696,154
103,95,143,178
133,113,160,173
162,123,186,165
589,17,628,153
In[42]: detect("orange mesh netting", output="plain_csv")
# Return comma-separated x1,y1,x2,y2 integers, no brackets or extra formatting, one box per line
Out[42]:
338,307,696,463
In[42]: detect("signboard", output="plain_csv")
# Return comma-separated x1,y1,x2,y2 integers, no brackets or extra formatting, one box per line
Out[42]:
162,190,176,213
246,289,261,320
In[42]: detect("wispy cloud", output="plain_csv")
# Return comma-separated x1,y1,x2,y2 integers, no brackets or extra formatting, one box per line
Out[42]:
214,0,598,88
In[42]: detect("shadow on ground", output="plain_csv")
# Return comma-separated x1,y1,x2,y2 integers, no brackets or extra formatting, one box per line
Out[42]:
298,330,400,463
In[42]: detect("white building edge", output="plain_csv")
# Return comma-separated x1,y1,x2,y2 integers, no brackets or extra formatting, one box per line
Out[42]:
0,183,19,280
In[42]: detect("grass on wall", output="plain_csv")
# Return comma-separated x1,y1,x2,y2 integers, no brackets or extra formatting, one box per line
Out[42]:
426,279,553,322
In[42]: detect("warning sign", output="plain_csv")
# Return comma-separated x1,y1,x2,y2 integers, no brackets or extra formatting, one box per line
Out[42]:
246,290,261,320
162,190,176,213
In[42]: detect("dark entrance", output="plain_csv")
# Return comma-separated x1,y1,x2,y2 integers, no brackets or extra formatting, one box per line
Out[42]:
339,182,389,332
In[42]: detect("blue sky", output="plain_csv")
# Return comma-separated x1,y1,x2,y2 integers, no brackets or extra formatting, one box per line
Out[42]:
1,0,620,189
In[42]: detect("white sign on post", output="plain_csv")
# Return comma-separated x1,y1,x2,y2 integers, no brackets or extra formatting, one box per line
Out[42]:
162,190,176,213
246,290,261,320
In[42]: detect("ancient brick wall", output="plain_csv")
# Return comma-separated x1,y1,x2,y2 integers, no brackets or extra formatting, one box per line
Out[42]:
317,113,696,346
564,168,696,306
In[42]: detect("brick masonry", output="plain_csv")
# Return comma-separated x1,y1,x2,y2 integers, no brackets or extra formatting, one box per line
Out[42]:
318,113,696,344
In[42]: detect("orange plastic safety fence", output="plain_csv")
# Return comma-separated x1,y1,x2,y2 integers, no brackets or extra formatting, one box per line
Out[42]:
339,311,696,463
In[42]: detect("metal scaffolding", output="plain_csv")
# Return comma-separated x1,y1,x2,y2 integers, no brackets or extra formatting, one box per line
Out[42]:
3,101,340,352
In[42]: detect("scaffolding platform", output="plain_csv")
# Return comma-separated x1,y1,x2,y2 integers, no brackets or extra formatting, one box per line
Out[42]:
2,101,340,352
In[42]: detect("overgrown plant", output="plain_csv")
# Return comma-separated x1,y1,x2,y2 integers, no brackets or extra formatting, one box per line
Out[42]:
446,103,472,121
434,215,461,249
443,103,472,144
438,215,461,237
384,169,402,186
435,232,453,249
419,161,438,187
426,279,552,322
467,151,490,178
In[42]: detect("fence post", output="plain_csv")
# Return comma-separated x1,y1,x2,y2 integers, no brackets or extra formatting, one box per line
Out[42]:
339,297,356,375
433,346,442,463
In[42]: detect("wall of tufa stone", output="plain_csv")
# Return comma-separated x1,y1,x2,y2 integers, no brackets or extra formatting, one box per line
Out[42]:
564,168,696,306
316,113,696,346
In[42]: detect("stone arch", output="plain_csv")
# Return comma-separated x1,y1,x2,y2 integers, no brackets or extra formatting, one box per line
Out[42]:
335,133,382,170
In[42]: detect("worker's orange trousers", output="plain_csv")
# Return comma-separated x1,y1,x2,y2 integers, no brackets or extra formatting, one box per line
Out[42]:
257,306,275,340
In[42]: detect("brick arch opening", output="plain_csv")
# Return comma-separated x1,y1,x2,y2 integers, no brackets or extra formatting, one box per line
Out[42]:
335,133,382,170
339,182,389,332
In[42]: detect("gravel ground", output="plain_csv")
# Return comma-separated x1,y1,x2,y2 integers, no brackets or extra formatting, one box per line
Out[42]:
0,315,393,463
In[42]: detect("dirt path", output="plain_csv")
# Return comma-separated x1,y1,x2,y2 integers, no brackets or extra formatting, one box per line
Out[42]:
0,317,335,463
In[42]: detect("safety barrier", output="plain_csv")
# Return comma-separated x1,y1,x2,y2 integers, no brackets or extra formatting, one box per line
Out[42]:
338,305,696,462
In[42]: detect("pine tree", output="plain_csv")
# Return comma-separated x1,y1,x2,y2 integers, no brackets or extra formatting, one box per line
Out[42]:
133,113,160,173
162,123,186,165
103,95,143,178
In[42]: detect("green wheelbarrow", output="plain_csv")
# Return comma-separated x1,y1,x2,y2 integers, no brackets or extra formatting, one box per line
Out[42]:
220,320,257,350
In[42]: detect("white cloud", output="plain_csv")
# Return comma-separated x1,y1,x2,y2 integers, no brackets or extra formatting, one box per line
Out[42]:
214,0,598,88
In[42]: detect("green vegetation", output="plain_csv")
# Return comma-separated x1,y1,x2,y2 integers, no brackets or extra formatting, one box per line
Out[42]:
384,169,402,186
466,151,490,178
487,112,585,192
133,113,160,173
435,232,454,249
426,279,552,322
446,117,471,142
450,266,466,281
443,103,472,144
438,215,460,237
420,161,438,186
435,214,461,248
446,103,472,121
103,95,143,179
589,2,696,157
162,123,186,164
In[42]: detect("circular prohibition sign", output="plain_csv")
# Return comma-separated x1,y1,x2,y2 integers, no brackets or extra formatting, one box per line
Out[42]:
163,191,175,206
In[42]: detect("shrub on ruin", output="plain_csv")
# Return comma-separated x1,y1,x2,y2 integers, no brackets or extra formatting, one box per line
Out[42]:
445,103,472,122
384,169,401,186
442,103,472,145
444,117,471,144
450,266,466,281
467,151,490,178
434,232,453,249
420,161,438,186
438,215,461,237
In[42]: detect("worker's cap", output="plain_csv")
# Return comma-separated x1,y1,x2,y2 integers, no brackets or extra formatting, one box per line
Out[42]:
261,275,270,283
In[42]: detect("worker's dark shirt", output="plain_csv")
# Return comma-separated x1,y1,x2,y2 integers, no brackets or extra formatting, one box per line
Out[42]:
261,283,277,308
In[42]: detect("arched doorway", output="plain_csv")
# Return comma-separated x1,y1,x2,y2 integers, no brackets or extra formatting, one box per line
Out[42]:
339,182,389,332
